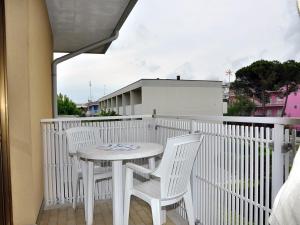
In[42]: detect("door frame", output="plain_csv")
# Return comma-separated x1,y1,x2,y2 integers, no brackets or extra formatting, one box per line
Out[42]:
0,0,13,224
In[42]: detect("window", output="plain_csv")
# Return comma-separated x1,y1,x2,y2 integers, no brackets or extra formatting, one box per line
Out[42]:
277,109,282,117
276,96,283,102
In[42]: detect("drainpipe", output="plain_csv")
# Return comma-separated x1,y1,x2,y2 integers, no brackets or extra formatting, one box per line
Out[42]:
52,32,119,117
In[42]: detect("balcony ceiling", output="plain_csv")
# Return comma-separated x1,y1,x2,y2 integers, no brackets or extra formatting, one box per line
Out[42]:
45,0,137,53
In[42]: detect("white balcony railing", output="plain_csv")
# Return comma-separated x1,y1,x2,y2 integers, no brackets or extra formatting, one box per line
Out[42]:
41,114,300,225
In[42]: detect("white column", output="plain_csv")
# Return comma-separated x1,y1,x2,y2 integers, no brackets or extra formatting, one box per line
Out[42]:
116,96,119,114
130,91,134,115
122,94,126,115
112,160,124,225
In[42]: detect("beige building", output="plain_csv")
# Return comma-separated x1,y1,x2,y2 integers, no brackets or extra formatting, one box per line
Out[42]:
99,78,223,116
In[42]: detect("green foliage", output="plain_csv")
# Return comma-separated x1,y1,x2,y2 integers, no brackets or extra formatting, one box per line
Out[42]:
277,60,300,116
97,109,118,117
226,96,256,116
231,60,280,105
57,93,82,116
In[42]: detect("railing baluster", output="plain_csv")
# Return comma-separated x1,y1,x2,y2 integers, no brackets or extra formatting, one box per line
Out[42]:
265,128,271,223
240,125,245,225
236,125,240,225
245,126,249,224
249,126,254,225
224,124,228,225
259,127,265,225
254,127,259,224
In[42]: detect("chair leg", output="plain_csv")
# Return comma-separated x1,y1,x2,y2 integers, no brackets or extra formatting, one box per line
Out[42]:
183,187,195,225
73,178,79,209
72,171,79,209
124,168,133,225
123,193,131,225
151,199,161,225
161,207,166,224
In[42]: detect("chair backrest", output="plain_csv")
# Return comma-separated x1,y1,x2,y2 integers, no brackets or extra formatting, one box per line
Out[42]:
65,127,102,154
152,133,204,200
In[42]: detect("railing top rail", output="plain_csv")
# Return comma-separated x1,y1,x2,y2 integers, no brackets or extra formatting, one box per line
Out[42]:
41,114,300,125
154,114,300,125
41,114,152,123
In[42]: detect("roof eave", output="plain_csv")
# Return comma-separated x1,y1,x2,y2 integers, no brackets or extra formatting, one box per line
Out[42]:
101,0,138,54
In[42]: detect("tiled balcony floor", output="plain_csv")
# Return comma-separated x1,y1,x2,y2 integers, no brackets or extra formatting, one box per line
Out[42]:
38,197,176,225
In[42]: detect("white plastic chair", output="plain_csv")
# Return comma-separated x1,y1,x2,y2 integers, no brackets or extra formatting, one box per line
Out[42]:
124,133,204,225
65,126,112,209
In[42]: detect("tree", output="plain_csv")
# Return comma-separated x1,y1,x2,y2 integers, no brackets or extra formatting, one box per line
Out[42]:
231,60,281,116
276,60,300,116
57,93,82,116
226,96,256,116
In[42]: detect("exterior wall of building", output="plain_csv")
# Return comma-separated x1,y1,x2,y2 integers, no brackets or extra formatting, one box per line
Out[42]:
254,89,300,119
141,86,223,116
285,91,300,117
87,105,99,116
99,80,223,116
5,0,53,224
254,93,284,116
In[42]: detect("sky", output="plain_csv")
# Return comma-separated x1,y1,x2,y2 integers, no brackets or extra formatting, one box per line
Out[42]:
55,0,300,103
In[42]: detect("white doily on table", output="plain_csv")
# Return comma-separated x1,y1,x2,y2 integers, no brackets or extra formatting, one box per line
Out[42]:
97,144,139,151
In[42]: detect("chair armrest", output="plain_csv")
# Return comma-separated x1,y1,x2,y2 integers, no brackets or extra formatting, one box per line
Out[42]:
125,163,153,174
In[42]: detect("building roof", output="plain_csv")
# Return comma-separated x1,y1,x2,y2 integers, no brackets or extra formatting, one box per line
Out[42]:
87,101,100,106
99,79,222,101
45,0,137,53
76,103,88,108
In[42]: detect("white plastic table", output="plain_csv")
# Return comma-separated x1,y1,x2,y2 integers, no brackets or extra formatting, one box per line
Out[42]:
78,142,164,225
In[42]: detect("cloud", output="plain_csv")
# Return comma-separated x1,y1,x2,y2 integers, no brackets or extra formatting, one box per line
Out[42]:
56,0,300,103
167,62,196,80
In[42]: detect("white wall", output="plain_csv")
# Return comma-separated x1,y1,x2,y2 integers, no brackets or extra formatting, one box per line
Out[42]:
141,86,223,116
134,104,142,115
223,102,228,114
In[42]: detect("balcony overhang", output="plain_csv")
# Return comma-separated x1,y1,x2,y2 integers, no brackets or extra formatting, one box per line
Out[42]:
45,0,137,54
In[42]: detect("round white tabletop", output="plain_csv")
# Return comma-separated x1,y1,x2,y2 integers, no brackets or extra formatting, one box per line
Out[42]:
78,142,164,225
77,142,164,161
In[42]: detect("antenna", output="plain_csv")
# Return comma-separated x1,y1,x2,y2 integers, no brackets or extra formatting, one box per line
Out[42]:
225,69,232,86
89,81,93,102
104,85,106,96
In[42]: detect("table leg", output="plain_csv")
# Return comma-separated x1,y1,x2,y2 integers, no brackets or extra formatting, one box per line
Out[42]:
112,160,123,225
148,157,156,170
81,160,88,222
86,161,94,225
149,157,166,224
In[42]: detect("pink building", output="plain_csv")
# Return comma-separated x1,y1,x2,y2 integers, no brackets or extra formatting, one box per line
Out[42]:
254,92,285,117
254,88,300,130
285,90,300,118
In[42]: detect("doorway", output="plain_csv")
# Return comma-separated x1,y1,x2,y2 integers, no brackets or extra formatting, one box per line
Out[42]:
0,0,12,224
